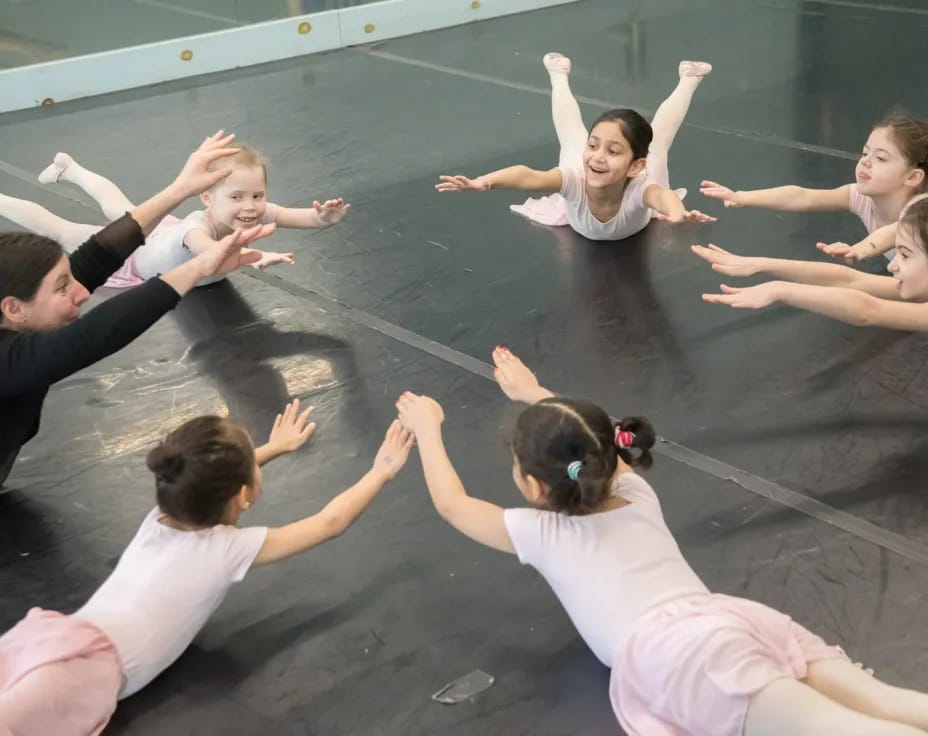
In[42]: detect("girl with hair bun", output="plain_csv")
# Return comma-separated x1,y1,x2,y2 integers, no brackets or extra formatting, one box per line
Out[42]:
0,402,412,735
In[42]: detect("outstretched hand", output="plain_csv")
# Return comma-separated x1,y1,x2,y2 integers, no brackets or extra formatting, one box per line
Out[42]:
492,346,551,404
395,392,445,436
656,209,718,224
691,243,760,277
251,250,295,270
267,399,316,454
372,420,414,480
700,180,743,208
196,224,275,277
172,130,241,198
435,175,490,193
701,282,783,309
816,240,873,265
313,198,351,225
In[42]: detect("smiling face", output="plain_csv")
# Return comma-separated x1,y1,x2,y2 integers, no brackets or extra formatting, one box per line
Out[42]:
887,223,928,301
856,127,923,197
200,165,268,232
0,254,89,331
582,120,647,190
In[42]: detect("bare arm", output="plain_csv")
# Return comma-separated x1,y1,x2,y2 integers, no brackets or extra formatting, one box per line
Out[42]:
703,281,928,330
700,180,851,212
396,395,515,554
818,221,899,264
691,244,900,299
274,198,351,229
436,166,563,194
253,399,315,467
253,421,412,565
158,225,271,295
643,184,687,220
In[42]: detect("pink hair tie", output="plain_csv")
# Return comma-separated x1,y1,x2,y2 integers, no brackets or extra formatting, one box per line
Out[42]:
615,428,635,449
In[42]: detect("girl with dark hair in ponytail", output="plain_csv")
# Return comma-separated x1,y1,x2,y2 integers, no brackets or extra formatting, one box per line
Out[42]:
396,347,928,736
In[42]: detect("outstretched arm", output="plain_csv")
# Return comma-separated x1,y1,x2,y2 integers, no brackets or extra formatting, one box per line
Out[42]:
252,420,412,565
492,346,554,403
702,281,928,330
1,226,269,397
691,243,900,299
274,198,351,229
396,393,516,554
436,166,562,194
700,180,851,212
644,185,716,224
254,399,316,466
818,221,898,264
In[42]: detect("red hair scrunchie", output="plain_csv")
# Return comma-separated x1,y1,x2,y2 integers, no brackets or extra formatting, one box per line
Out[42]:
614,428,635,449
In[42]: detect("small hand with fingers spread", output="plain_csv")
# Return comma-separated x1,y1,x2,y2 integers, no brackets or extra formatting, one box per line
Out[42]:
699,180,743,208
267,399,316,454
314,198,351,225
435,175,490,193
701,282,784,310
395,392,445,436
372,420,415,480
691,243,761,277
492,346,551,404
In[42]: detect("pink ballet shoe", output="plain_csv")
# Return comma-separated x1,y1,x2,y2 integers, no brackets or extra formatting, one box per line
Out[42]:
678,61,712,78
543,52,572,75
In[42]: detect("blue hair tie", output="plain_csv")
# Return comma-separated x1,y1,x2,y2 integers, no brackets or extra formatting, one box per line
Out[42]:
567,460,583,481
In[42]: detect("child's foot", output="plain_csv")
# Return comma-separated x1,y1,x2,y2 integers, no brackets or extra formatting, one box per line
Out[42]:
678,61,712,78
38,152,74,184
543,52,572,76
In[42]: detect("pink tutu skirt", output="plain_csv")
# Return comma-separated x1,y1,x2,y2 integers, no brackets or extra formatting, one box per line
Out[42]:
0,608,122,736
103,213,183,288
610,594,848,736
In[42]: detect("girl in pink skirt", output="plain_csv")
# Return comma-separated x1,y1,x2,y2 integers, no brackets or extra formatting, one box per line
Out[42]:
700,110,928,263
0,403,412,735
395,348,928,735
435,54,716,240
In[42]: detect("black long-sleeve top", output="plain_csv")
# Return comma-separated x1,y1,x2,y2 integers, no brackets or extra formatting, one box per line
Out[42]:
0,215,181,473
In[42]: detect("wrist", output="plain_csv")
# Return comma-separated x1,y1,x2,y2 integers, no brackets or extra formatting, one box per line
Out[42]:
366,465,394,484
527,386,554,403
768,280,790,302
163,181,191,205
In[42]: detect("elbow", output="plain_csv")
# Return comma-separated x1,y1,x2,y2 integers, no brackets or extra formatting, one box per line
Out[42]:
850,299,879,327
319,510,350,539
433,500,461,525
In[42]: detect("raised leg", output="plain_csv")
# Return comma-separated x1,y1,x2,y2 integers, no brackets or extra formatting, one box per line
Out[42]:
543,53,589,170
0,193,101,252
649,61,712,154
39,153,135,221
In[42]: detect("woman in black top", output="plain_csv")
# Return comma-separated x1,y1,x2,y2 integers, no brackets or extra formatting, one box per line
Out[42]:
0,131,275,488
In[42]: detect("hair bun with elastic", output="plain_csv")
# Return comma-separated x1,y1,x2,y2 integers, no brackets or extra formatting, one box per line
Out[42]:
146,445,185,480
